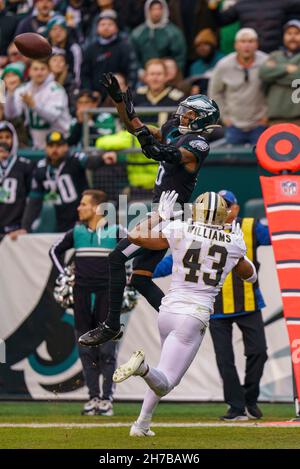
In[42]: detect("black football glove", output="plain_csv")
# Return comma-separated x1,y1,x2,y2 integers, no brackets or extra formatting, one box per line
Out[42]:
122,87,137,120
101,72,123,102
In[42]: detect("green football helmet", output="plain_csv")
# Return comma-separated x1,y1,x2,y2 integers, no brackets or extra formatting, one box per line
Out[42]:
176,94,220,134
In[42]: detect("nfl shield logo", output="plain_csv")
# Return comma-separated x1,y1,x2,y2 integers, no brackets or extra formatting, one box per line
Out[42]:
281,181,298,196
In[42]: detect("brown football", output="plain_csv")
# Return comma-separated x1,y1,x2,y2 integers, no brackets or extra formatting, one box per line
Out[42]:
14,33,52,60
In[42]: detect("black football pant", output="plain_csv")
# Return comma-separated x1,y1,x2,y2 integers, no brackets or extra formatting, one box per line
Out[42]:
74,285,117,400
106,237,167,330
209,311,268,411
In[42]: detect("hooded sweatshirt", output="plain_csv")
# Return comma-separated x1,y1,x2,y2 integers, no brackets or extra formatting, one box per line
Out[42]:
130,0,186,71
5,74,71,149
0,121,34,233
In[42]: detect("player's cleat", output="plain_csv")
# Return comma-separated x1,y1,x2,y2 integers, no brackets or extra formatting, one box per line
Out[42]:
81,397,101,415
97,400,114,417
78,323,123,346
113,350,146,383
130,422,155,437
219,407,249,421
246,404,263,420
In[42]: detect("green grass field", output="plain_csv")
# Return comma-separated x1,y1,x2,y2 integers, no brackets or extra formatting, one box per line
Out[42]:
0,402,299,449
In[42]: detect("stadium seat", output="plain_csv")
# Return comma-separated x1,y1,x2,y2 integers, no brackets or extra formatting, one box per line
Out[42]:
244,198,266,219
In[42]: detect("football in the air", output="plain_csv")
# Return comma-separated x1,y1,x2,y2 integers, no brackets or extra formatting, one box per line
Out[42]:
14,33,52,60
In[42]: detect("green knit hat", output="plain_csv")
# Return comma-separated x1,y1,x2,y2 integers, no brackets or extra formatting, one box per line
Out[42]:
1,61,25,80
46,15,67,35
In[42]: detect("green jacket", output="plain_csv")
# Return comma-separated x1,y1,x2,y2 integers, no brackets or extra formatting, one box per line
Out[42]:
259,50,300,119
95,130,158,190
130,22,186,71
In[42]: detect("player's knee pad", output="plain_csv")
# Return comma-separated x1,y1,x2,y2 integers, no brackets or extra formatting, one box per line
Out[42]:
130,274,152,293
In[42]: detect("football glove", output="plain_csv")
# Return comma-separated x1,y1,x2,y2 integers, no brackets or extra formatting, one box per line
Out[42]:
101,72,123,103
158,190,183,221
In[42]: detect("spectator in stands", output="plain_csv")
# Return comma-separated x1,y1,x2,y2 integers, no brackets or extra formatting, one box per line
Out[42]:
208,0,300,53
48,49,77,102
168,0,216,64
7,42,31,76
15,0,55,36
189,29,224,94
6,0,33,18
80,9,137,92
0,0,18,68
130,0,186,75
20,130,118,234
68,89,116,147
85,0,127,45
209,28,268,145
162,57,190,96
0,121,34,238
46,15,82,87
134,58,184,126
4,58,71,149
1,61,29,146
55,0,88,43
259,20,300,126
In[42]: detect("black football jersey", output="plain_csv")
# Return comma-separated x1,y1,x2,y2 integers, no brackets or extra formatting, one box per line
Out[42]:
30,153,89,232
152,118,210,205
0,156,34,233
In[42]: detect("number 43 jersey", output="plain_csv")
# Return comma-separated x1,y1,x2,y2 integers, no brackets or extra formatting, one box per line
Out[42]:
161,220,246,316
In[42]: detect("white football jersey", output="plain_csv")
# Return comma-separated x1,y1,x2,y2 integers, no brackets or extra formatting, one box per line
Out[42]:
160,219,246,318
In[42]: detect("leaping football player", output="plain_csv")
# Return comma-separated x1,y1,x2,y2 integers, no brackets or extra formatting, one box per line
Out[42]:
79,73,220,347
113,190,258,436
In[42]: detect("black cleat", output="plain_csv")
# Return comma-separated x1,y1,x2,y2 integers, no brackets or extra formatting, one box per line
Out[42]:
246,404,263,420
219,407,248,421
78,323,123,346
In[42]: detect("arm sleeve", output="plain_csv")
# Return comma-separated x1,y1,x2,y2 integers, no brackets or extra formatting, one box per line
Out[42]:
259,55,292,83
256,221,271,246
49,230,74,275
4,89,24,120
33,87,68,124
73,151,105,169
21,197,43,232
213,3,239,26
153,254,173,278
208,64,228,120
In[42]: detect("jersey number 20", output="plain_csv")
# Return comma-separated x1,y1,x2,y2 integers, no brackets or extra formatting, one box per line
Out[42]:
183,243,228,286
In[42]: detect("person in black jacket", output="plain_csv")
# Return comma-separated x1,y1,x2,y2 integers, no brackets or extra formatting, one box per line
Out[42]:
0,121,34,239
15,0,55,36
80,9,137,92
20,130,117,234
208,0,300,53
0,0,18,67
46,15,82,87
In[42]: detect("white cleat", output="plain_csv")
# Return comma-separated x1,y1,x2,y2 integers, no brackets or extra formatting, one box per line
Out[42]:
113,350,145,383
130,422,155,437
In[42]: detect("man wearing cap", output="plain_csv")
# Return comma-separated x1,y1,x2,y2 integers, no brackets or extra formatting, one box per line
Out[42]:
0,121,34,239
15,0,55,36
259,20,300,126
209,28,268,145
209,189,270,421
81,9,137,92
153,189,270,421
20,130,117,233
